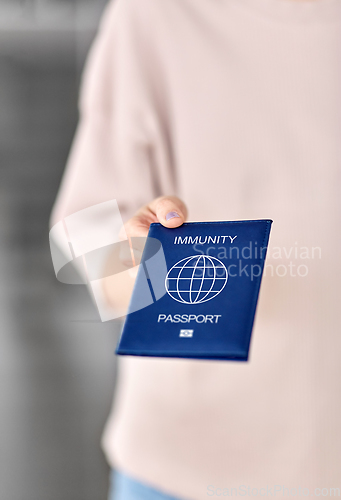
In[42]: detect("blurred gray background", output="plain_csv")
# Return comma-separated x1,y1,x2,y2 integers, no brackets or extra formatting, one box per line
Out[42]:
0,1,123,499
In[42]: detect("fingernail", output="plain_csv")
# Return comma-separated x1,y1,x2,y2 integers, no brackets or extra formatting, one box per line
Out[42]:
166,211,180,221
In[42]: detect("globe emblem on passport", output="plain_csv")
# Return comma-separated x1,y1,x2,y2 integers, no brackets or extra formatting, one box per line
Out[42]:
165,255,228,304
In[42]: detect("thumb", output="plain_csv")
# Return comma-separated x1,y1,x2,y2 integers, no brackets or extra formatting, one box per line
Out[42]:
150,196,187,228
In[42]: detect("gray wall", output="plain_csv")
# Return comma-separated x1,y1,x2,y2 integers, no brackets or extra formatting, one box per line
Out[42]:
0,2,122,499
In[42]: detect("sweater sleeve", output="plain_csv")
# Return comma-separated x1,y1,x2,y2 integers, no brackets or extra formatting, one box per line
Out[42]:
49,0,177,320
50,0,173,228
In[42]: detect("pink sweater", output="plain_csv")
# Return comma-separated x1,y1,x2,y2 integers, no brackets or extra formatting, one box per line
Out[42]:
51,0,341,497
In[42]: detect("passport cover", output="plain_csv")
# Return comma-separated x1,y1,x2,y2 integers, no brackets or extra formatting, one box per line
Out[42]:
116,219,272,361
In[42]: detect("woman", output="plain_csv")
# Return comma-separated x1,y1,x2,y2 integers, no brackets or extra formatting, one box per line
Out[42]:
51,0,341,498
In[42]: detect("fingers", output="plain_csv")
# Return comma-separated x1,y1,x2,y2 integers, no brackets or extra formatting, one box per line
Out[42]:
118,196,187,272
123,214,156,239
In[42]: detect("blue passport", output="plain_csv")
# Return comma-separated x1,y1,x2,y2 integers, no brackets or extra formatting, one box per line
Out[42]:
116,219,272,361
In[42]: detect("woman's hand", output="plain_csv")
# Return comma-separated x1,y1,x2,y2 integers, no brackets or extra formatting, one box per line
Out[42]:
123,195,187,238
102,196,187,315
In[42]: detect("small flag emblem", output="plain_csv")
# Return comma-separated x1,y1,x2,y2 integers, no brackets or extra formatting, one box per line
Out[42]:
179,330,193,338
